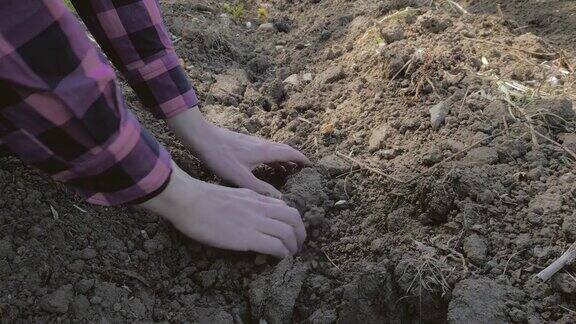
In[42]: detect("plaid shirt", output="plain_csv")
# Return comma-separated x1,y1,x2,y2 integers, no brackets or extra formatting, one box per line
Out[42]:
0,0,198,205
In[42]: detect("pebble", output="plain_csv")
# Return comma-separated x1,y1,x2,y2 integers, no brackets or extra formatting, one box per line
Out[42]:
283,74,300,86
316,66,345,85
317,155,350,176
334,200,349,210
258,23,276,33
378,149,397,160
429,100,450,130
368,125,391,152
421,149,442,166
302,73,314,82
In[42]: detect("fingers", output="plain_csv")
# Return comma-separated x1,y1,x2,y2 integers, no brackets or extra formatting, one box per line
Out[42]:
256,217,299,255
265,204,306,247
234,168,283,199
248,232,291,258
258,144,312,166
234,188,286,206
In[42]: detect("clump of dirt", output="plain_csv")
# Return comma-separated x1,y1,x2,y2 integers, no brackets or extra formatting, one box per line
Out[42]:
448,278,525,323
249,257,308,323
1,0,576,323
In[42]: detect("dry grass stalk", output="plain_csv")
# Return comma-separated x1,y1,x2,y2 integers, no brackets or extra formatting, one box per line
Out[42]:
408,130,505,183
445,0,469,15
335,151,406,183
463,37,558,60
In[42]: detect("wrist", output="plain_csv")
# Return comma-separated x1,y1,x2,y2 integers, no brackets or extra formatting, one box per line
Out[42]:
167,106,214,138
138,161,203,217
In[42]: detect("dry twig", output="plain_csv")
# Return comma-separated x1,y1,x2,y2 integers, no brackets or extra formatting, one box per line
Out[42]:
536,242,576,281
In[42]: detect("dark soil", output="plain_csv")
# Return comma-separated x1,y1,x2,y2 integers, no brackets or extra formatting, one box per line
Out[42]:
1,0,575,323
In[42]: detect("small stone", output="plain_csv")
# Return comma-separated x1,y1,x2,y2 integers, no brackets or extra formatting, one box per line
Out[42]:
40,285,73,314
378,149,397,160
283,74,300,86
533,245,550,258
258,23,276,33
318,155,350,176
334,200,349,209
316,66,345,85
302,73,314,82
465,147,499,164
429,101,450,130
209,69,249,105
463,234,487,265
368,125,391,152
421,149,442,166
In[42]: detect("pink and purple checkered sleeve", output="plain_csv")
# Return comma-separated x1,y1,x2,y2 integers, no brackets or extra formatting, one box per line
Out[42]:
0,0,172,206
71,0,199,119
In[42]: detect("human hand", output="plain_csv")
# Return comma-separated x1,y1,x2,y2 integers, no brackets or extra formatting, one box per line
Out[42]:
167,107,311,198
140,162,306,258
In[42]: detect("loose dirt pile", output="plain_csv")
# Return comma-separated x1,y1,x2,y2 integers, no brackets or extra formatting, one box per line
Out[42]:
1,0,575,323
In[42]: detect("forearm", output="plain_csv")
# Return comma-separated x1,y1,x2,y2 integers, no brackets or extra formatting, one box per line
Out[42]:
72,0,199,119
0,0,172,206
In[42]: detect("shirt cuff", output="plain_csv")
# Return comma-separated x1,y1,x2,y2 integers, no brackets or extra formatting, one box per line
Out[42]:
59,113,174,206
122,50,199,119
